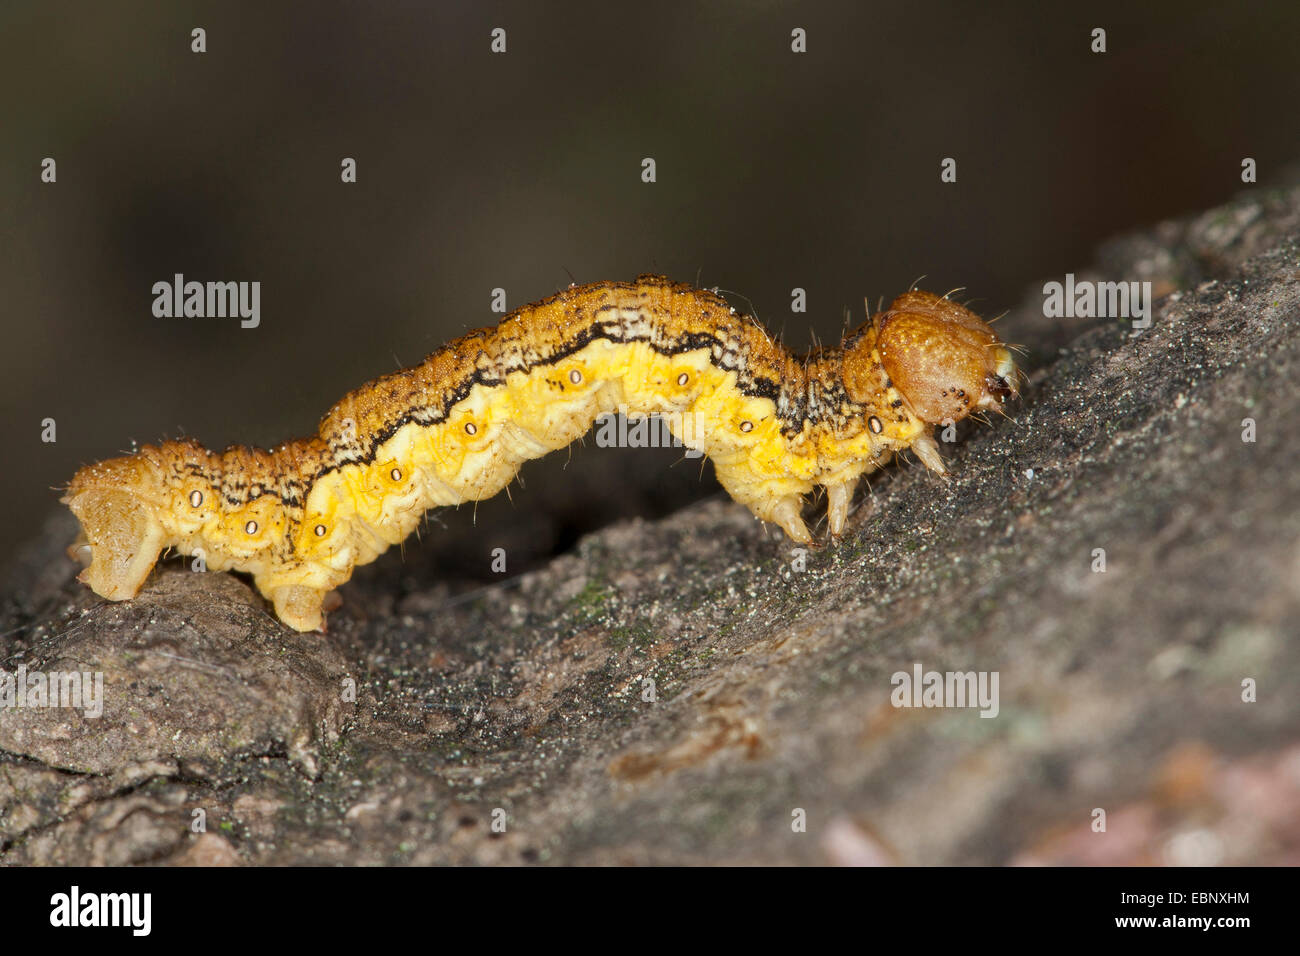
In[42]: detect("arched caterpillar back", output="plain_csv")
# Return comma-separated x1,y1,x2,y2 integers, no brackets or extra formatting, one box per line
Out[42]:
64,275,1018,632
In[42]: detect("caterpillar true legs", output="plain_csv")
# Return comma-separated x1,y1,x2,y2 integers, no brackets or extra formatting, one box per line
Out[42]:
64,275,1019,632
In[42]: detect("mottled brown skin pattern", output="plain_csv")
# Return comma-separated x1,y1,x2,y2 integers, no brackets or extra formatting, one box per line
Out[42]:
65,275,1019,631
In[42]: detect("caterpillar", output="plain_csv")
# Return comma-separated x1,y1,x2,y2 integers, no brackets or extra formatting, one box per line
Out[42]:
63,275,1018,632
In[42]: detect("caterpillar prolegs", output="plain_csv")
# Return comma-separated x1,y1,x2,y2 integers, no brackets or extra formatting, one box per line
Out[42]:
64,275,1019,632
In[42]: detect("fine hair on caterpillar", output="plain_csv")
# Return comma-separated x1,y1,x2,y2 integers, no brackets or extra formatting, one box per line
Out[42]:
63,275,1019,632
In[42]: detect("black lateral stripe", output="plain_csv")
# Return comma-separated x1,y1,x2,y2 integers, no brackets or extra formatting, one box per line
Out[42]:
305,318,796,492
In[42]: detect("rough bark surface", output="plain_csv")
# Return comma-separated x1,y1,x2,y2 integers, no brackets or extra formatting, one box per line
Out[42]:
3,188,1299,865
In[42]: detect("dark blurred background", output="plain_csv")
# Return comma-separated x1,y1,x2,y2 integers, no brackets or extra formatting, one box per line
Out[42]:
3,0,1299,584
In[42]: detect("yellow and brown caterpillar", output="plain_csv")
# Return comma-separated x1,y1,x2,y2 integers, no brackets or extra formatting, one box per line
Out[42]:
64,275,1018,632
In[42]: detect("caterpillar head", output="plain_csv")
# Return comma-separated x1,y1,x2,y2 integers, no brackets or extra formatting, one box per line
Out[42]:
63,452,169,601
868,290,1018,425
